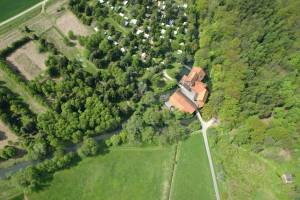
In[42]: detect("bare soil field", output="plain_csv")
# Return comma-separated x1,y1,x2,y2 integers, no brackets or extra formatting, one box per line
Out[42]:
7,41,48,80
0,121,17,149
56,11,91,36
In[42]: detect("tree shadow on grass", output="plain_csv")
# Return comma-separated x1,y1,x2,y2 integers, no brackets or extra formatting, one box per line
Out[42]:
35,140,110,192
10,194,24,200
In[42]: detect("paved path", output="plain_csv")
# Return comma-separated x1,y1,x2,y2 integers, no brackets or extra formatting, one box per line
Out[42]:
0,0,48,28
183,64,191,70
196,112,220,200
163,69,174,81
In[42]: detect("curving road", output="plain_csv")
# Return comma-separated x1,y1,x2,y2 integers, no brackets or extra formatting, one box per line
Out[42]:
196,112,220,200
0,0,48,28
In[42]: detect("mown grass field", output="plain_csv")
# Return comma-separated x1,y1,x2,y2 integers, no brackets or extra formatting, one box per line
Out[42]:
0,0,42,22
29,146,174,200
171,134,215,200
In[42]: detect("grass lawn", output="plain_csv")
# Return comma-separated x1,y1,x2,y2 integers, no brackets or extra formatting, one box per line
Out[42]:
170,134,215,200
0,0,42,22
29,146,174,200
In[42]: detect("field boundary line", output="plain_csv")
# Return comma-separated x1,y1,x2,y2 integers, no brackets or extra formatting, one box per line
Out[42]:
0,0,47,28
162,142,181,200
168,142,181,200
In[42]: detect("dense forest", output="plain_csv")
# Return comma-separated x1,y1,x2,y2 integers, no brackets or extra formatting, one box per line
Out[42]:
195,0,300,199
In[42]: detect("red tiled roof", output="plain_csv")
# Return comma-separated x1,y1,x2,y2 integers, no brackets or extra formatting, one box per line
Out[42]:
180,75,189,83
191,81,207,94
169,90,197,114
191,81,208,108
190,67,205,81
191,67,205,75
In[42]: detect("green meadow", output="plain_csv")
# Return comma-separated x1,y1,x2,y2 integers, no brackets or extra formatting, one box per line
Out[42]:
28,135,214,200
171,134,215,200
1,134,214,200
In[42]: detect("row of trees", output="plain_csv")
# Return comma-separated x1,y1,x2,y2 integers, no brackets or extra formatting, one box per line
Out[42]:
0,84,37,136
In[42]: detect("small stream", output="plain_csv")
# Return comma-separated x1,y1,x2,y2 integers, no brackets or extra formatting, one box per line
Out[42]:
0,160,38,179
0,130,119,179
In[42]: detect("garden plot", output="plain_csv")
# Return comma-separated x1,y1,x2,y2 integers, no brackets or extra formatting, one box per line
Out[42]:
56,11,91,36
0,121,17,149
6,41,48,80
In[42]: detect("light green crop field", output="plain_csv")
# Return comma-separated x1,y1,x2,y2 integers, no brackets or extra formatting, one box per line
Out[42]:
171,134,215,200
0,0,42,22
29,146,174,200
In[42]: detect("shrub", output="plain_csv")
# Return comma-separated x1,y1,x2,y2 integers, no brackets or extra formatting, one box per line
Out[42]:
0,146,17,160
68,30,76,40
78,137,99,157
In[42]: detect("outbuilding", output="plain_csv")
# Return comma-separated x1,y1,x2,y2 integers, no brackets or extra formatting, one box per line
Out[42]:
282,173,293,184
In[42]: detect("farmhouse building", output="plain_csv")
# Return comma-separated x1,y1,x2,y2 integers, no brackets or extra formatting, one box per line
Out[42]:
166,67,208,113
169,90,197,114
